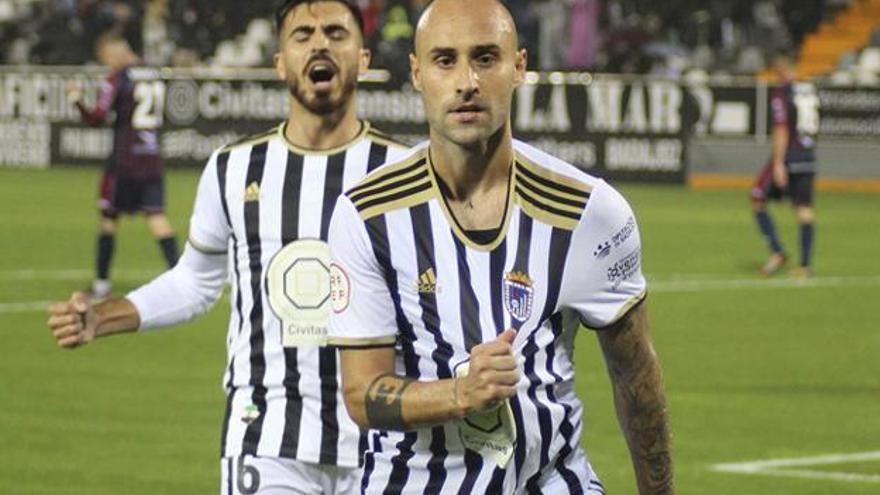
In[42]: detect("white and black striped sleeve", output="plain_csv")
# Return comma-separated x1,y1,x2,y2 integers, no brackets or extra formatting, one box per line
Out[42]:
188,150,231,254
326,194,397,348
564,181,647,329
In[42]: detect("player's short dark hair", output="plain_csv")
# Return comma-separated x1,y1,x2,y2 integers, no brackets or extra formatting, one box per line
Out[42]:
94,31,129,52
274,0,365,37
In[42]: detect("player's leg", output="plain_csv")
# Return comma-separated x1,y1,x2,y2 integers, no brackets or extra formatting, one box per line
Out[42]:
141,178,179,268
220,456,327,494
790,172,816,278
94,170,119,298
751,161,786,275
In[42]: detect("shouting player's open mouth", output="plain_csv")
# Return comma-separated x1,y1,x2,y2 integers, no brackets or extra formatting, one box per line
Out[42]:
307,61,337,93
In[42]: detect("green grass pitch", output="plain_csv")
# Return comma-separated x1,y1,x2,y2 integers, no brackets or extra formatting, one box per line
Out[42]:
0,166,877,494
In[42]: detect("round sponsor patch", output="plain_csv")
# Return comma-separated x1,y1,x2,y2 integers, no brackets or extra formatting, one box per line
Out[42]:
265,239,331,347
329,262,351,313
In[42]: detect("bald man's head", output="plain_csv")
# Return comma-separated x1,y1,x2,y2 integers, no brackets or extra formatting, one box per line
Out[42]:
414,0,519,55
408,0,526,148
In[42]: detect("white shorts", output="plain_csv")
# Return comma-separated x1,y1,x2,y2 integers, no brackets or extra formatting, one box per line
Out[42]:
220,455,361,495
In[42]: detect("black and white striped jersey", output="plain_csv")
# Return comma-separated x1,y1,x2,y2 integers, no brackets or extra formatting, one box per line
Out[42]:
187,122,408,467
327,140,646,493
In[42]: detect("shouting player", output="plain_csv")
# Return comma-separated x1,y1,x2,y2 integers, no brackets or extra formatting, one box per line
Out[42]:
70,32,179,298
751,52,818,278
327,0,674,493
47,1,406,493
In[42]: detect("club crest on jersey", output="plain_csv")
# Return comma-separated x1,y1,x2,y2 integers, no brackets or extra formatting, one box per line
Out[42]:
503,271,534,322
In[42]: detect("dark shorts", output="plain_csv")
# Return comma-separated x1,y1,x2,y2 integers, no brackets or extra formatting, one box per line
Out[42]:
751,161,815,207
98,171,165,219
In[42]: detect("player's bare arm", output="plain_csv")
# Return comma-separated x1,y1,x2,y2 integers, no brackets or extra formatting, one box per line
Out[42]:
597,302,674,495
46,292,139,348
340,329,519,430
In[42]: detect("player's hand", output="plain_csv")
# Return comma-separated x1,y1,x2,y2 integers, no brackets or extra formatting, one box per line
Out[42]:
46,292,97,349
66,81,83,104
455,329,520,414
772,163,788,189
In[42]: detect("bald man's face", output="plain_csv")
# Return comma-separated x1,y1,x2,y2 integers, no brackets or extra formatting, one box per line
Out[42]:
410,0,526,147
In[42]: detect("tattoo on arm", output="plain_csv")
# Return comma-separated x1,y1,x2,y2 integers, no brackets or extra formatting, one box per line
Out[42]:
365,373,416,430
600,302,674,494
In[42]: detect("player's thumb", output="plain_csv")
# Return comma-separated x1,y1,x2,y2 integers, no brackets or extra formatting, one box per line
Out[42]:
70,291,89,313
496,328,517,345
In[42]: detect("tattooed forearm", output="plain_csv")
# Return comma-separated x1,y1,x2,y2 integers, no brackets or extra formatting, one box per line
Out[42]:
365,373,416,430
598,302,675,494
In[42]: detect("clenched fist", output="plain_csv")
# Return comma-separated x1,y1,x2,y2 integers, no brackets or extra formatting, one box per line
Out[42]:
455,329,520,414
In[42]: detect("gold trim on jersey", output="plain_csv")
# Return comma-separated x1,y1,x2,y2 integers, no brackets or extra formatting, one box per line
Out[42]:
582,290,647,330
326,335,397,348
365,128,407,149
221,126,279,153
278,120,371,155
513,153,592,231
427,150,515,252
347,150,435,220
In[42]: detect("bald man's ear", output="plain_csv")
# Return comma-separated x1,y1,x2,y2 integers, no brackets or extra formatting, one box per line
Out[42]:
409,53,422,92
513,49,528,87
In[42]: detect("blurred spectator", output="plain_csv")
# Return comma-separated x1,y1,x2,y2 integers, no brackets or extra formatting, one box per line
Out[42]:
566,0,601,70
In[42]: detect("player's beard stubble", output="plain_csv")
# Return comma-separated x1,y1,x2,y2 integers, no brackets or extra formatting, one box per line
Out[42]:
287,73,357,116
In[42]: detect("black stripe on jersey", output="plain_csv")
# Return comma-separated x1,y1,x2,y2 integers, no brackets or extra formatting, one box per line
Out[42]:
367,142,389,173
516,172,588,209
241,142,269,455
457,450,484,495
410,203,454,379
320,152,347,239
281,152,304,244
528,228,575,482
522,330,553,474
364,216,421,376
515,186,583,221
279,150,305,459
489,241,507,332
350,169,430,205
354,180,433,214
217,150,242,457
508,214,533,484
540,229,573,322
515,160,592,200
347,158,426,198
217,152,232,227
424,427,449,494
384,432,418,494
317,151,347,466
452,238,482,351
555,446,585,494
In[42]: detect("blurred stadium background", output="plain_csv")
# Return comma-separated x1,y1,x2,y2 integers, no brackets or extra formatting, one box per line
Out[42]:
1,0,879,494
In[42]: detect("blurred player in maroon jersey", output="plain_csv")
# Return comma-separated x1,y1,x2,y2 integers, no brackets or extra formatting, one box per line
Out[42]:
751,52,818,279
68,32,178,298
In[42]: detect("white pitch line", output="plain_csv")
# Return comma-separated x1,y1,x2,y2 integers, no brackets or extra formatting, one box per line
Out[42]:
0,301,56,313
0,269,158,281
711,450,880,483
650,275,880,293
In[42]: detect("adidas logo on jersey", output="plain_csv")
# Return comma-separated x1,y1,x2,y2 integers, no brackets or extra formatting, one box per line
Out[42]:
244,181,261,202
417,268,438,294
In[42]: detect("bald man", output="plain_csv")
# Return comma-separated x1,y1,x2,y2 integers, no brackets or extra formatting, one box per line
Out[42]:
327,0,674,493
